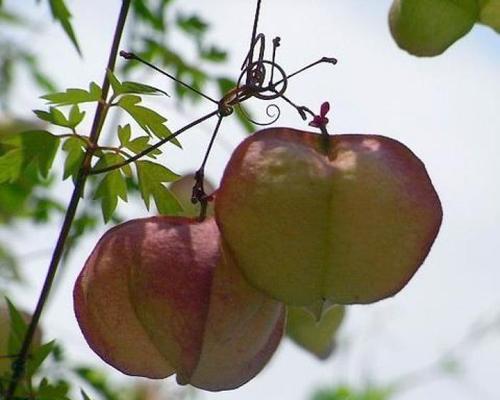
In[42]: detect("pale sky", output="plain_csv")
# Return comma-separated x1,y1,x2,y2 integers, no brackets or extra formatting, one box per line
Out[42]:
3,1,500,400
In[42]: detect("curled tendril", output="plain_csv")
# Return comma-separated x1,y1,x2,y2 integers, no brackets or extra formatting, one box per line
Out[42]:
237,102,281,126
237,60,288,101
234,55,288,126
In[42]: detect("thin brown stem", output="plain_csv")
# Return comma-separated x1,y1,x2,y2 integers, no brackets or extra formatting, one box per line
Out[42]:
120,51,218,104
4,1,131,398
275,91,315,120
245,0,262,70
56,133,91,146
192,114,224,221
98,145,133,158
199,114,224,173
273,56,337,87
89,109,219,175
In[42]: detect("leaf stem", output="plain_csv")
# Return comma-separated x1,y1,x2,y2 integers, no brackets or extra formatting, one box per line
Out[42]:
89,109,219,175
4,1,132,398
120,51,218,104
57,133,92,147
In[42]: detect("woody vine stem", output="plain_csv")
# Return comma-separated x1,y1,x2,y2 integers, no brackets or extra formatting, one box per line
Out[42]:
5,1,132,398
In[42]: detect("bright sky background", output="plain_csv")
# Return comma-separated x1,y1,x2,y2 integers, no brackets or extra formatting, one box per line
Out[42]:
3,1,500,399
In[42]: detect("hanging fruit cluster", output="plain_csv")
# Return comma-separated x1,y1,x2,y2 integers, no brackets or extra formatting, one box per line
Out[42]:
73,0,442,392
73,124,442,391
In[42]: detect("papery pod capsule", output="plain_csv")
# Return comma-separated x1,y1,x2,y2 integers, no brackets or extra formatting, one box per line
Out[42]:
74,216,285,391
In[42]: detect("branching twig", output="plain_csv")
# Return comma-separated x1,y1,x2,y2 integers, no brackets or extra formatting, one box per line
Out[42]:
89,109,219,175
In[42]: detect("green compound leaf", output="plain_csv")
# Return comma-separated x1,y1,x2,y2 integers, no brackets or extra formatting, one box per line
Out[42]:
117,125,161,159
68,105,86,129
106,69,124,95
117,124,132,147
26,340,56,378
200,45,228,63
0,130,60,183
6,298,28,356
48,0,81,56
136,160,182,215
176,14,208,38
41,82,102,106
121,81,170,97
37,378,71,400
93,153,128,223
0,148,22,183
62,136,86,182
389,0,479,56
108,69,169,97
118,95,180,147
125,136,161,158
131,0,165,30
118,95,165,136
34,107,71,128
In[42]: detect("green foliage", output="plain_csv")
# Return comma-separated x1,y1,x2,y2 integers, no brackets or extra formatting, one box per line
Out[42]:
0,6,56,110
34,106,85,129
27,67,187,223
41,83,102,106
200,45,227,63
62,136,86,182
0,245,20,291
74,367,121,400
312,385,394,400
107,69,170,97
68,105,86,128
0,130,60,182
47,0,81,55
37,378,71,400
109,69,178,145
26,340,56,377
0,9,22,23
118,95,173,140
0,160,61,223
136,160,182,215
118,125,161,158
93,154,129,223
131,0,171,31
6,298,28,355
0,120,63,288
176,14,208,39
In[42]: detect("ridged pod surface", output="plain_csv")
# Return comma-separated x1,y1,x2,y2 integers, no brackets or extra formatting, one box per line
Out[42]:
215,128,442,307
74,217,285,391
